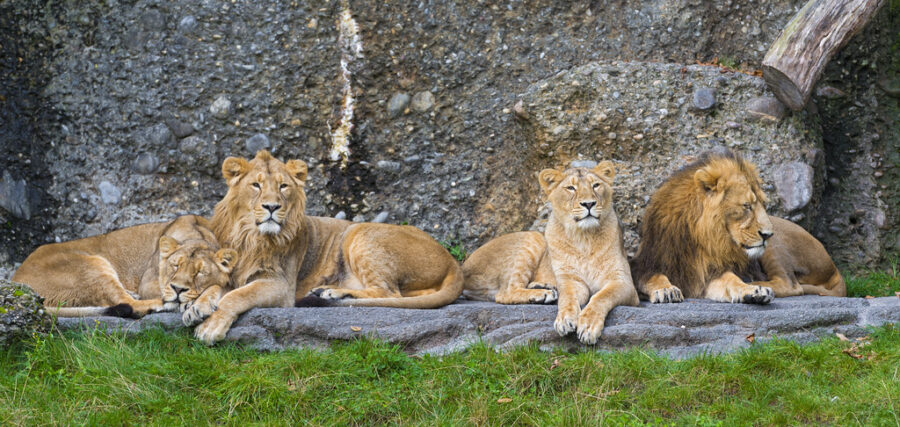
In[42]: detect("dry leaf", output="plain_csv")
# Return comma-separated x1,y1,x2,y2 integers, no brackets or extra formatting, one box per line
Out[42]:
550,358,562,370
350,326,362,332
497,398,512,403
842,347,865,360
895,291,899,298
745,333,755,343
865,295,875,299
835,333,850,342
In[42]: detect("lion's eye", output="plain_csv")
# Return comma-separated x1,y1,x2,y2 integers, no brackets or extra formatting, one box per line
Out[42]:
251,183,261,189
280,183,288,190
592,183,600,189
565,186,576,192
744,203,752,211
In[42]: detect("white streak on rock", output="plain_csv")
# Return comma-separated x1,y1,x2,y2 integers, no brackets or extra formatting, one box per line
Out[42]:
329,4,363,168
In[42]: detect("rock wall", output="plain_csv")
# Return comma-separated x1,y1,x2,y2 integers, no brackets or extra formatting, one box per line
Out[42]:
0,0,896,269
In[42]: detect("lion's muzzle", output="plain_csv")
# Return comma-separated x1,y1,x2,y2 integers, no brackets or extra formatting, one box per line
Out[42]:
256,210,283,235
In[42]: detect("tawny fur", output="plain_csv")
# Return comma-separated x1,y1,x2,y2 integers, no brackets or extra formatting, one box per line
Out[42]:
12,215,236,319
463,162,639,345
193,151,464,345
630,150,844,304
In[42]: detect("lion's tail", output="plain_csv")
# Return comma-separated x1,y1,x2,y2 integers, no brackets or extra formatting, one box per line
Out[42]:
47,304,140,319
338,263,464,309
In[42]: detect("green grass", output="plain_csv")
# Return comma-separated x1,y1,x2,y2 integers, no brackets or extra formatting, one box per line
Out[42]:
440,239,468,262
845,260,900,297
1,324,899,425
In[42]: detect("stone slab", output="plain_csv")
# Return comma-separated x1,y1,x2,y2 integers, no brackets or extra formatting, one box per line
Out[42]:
56,296,900,359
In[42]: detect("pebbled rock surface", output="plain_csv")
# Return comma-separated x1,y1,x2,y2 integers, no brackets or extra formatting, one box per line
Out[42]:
57,296,900,358
0,0,895,270
0,280,52,347
0,0,806,258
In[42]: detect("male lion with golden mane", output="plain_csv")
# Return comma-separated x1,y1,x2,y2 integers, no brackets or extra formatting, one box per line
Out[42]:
630,150,845,304
12,215,236,319
463,162,639,344
191,151,464,344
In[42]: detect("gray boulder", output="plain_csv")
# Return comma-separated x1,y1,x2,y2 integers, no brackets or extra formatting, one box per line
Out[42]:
513,62,823,255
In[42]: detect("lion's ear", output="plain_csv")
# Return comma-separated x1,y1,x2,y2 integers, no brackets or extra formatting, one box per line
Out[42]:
694,167,721,193
593,161,616,184
222,157,250,182
215,248,238,274
285,159,308,183
538,169,564,194
159,236,179,259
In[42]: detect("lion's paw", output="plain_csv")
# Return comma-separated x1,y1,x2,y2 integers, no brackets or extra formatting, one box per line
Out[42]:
526,283,558,304
194,314,233,345
742,286,774,305
183,298,217,327
650,286,684,303
576,314,605,346
554,307,579,337
310,288,351,300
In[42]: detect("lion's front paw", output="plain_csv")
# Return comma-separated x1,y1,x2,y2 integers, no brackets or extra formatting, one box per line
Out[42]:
526,283,558,304
183,298,217,327
554,306,579,336
742,286,774,305
575,309,608,345
194,313,233,345
310,288,351,300
649,286,684,303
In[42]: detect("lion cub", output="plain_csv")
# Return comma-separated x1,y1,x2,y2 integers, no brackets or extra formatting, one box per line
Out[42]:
12,215,236,319
463,162,639,344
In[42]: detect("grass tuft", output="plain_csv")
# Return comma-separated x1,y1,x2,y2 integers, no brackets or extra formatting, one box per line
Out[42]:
845,259,900,297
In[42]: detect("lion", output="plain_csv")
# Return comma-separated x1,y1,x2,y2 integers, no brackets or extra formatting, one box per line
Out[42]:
463,162,639,345
630,150,845,304
12,215,237,319
191,151,464,344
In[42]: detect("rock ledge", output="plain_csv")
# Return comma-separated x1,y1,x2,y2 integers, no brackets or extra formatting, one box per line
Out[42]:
57,296,900,358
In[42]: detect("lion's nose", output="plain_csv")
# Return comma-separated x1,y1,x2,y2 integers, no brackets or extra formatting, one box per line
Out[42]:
759,230,773,241
170,284,187,295
580,201,596,210
262,203,281,213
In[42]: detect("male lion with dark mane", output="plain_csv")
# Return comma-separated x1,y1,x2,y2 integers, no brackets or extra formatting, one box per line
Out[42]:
12,215,236,319
191,150,463,344
463,162,638,344
630,150,845,304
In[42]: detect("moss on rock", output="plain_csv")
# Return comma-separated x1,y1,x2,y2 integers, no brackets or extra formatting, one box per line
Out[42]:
0,279,51,347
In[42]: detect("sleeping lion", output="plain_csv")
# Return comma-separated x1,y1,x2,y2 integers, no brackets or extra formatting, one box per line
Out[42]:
12,215,236,319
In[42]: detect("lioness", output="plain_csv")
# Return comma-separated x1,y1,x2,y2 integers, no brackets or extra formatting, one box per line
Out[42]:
12,215,237,319
630,150,845,304
464,162,639,344
191,151,463,344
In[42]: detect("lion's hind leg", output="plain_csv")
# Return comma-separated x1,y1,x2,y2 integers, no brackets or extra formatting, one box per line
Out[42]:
705,272,774,304
42,255,165,318
495,236,558,305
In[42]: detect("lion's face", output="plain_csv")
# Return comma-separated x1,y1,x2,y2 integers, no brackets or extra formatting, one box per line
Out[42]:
219,150,308,239
694,159,774,259
539,161,616,231
158,237,237,308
